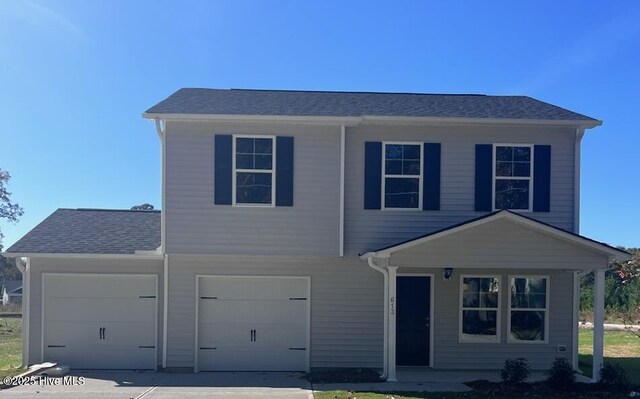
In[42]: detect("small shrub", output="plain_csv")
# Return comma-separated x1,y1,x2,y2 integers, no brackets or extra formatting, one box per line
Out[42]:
545,357,575,389
501,357,531,384
599,363,629,389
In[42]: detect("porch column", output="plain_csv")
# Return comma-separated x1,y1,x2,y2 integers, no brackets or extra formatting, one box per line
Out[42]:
387,266,398,381
592,268,605,382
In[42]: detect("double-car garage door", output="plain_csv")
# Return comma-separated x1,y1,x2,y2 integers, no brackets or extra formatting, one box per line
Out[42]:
197,276,310,371
43,274,158,369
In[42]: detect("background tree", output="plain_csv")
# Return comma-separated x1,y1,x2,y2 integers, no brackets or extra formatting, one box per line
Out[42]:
580,247,640,324
0,168,24,289
131,203,155,211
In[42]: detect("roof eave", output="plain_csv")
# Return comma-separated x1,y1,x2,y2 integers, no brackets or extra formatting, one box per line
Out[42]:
2,252,164,260
143,112,601,129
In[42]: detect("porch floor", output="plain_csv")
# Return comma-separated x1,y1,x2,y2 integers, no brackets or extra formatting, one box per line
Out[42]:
396,367,593,383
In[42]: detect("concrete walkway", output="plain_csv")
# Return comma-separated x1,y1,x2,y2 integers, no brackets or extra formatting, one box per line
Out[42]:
313,381,471,393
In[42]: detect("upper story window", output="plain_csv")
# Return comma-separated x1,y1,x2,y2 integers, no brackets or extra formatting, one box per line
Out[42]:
493,144,533,211
233,136,275,206
383,143,423,209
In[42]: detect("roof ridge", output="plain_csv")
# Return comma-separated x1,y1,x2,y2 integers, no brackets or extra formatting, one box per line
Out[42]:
183,87,494,97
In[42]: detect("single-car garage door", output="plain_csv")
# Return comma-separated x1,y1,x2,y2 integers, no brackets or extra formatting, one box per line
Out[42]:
197,276,310,372
43,274,157,369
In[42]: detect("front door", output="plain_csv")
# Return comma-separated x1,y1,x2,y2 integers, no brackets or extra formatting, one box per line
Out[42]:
396,276,431,366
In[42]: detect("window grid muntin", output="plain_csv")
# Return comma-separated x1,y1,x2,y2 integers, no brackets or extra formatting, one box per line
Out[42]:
508,276,549,343
459,275,501,343
232,135,276,206
382,142,423,210
492,144,534,211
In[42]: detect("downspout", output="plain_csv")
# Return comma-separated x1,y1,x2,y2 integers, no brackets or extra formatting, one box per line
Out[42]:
155,117,169,369
572,127,585,370
367,256,388,380
574,127,585,233
16,257,29,368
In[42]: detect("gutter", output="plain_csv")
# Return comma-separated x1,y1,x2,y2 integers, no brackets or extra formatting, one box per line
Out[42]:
142,112,602,130
365,255,389,380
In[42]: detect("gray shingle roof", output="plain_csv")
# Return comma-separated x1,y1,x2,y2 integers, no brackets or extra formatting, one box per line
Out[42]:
5,209,161,255
2,280,22,295
145,88,598,122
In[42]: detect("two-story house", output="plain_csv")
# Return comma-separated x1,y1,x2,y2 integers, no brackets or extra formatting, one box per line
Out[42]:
5,89,630,381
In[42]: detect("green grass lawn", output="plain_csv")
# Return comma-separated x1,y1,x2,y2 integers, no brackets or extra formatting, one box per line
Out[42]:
0,315,23,379
313,391,631,399
578,329,640,384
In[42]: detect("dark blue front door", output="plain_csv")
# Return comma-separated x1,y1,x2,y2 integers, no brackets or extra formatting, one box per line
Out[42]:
396,276,431,366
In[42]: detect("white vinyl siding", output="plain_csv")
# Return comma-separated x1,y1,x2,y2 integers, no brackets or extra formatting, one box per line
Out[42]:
345,124,577,255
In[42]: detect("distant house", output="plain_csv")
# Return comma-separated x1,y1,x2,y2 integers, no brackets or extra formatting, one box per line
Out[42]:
1,280,22,306
4,88,631,382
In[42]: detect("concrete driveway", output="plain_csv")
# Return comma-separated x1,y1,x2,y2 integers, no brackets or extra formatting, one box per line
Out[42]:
2,370,313,399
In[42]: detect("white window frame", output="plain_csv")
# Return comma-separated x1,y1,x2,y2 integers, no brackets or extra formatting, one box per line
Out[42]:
381,141,423,211
459,274,501,344
492,143,534,212
508,275,550,344
232,134,276,207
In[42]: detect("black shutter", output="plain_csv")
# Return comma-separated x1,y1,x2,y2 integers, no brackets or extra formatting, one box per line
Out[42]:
364,142,382,209
214,135,233,205
533,145,551,212
276,136,294,206
423,143,441,210
475,144,493,211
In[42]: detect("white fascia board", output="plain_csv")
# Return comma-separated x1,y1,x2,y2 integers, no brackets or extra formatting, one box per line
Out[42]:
142,112,602,130
142,112,363,126
359,116,602,129
369,211,630,262
3,252,164,260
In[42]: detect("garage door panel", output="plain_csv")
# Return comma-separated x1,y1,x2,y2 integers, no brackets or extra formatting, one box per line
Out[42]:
45,345,156,370
45,275,156,299
200,299,307,324
43,274,157,370
198,276,309,371
46,298,156,323
199,277,308,300
198,347,307,371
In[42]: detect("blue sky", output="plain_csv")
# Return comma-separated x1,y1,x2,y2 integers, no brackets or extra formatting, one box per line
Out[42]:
0,0,638,249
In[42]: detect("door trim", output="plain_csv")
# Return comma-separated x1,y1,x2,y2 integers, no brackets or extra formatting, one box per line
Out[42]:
41,273,159,370
396,273,434,368
194,275,311,373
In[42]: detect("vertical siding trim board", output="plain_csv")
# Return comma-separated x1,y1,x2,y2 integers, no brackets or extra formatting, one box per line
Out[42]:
364,142,382,209
275,136,294,206
474,144,493,211
423,143,441,211
214,135,232,205
533,145,552,212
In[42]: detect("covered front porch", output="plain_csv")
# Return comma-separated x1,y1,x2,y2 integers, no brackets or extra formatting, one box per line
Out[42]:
360,211,631,382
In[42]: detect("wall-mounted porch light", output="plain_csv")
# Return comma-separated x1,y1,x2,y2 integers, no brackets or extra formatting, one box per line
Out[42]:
443,267,454,281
